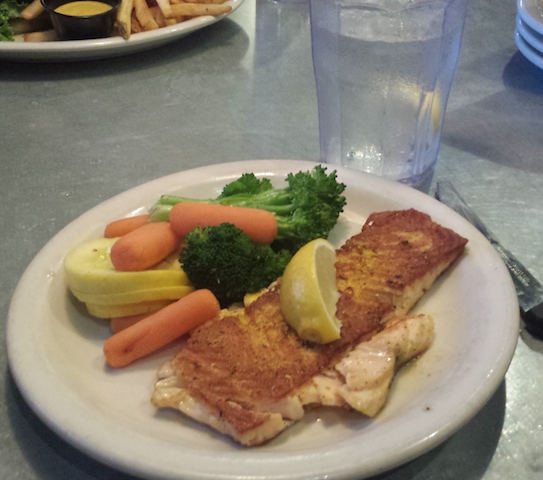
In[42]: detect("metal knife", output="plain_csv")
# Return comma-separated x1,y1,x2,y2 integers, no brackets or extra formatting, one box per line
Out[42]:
435,180,543,340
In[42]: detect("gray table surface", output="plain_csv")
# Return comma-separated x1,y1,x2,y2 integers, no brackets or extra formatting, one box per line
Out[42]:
1,0,542,479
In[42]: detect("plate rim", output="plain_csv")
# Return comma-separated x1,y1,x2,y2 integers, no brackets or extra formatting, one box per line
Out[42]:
6,159,520,480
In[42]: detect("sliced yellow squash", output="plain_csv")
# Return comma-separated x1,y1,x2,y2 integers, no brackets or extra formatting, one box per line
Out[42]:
64,238,190,295
85,299,174,319
71,285,195,305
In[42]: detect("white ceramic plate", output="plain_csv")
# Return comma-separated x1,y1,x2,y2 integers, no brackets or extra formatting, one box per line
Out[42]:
515,29,543,69
518,0,543,36
7,160,519,480
0,0,243,62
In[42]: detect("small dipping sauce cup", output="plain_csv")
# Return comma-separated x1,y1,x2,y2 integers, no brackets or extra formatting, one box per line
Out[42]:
40,0,121,40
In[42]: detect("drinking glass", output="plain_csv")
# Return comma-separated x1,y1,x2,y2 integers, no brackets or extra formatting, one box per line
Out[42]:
310,0,470,192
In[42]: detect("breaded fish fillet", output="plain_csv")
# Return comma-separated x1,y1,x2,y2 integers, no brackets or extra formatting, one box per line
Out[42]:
152,209,468,446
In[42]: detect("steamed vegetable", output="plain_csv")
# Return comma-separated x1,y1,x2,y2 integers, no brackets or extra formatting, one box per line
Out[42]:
0,0,27,41
110,222,180,272
104,214,151,238
103,289,220,368
180,223,292,307
149,165,347,254
169,202,278,244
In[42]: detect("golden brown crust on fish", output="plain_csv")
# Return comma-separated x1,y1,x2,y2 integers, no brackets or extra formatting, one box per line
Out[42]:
152,209,468,445
168,284,385,437
336,209,468,318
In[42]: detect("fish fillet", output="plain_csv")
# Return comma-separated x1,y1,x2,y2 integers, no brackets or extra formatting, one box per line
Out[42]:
151,209,468,446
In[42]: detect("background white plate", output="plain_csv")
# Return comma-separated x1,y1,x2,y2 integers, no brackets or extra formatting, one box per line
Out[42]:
0,0,243,62
518,0,543,36
7,160,519,480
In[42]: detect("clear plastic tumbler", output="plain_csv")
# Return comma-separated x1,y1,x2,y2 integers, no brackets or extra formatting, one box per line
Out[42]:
309,0,469,192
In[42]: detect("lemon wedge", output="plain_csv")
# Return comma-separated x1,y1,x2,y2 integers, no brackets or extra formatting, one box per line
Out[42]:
279,238,341,344
396,82,442,134
423,87,442,134
404,84,442,134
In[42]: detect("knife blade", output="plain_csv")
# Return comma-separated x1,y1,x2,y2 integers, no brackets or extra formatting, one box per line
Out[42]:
435,180,543,339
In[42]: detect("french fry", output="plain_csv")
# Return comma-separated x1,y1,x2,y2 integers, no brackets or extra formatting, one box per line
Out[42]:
164,3,232,18
134,0,160,30
149,6,168,28
24,30,58,42
167,0,187,23
10,16,52,35
117,0,134,39
21,0,44,21
130,11,145,33
190,0,229,4
154,0,173,18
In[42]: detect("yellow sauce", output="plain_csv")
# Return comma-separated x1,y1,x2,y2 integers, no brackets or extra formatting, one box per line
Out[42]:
54,1,112,16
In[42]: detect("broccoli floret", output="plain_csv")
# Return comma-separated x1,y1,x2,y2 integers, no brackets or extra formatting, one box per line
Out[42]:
150,166,346,254
1,0,29,42
180,223,292,307
218,173,273,198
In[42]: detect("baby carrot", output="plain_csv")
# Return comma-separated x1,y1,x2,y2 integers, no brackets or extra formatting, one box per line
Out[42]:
169,202,277,244
104,214,150,238
110,221,180,272
110,314,150,334
103,289,220,367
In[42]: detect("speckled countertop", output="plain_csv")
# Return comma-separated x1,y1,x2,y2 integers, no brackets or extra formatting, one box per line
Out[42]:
1,0,542,479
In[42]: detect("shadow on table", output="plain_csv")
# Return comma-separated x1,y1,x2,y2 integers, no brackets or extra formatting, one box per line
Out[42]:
5,363,507,480
503,51,543,95
5,368,143,480
441,51,543,175
520,326,543,354
0,17,249,81
371,381,506,480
